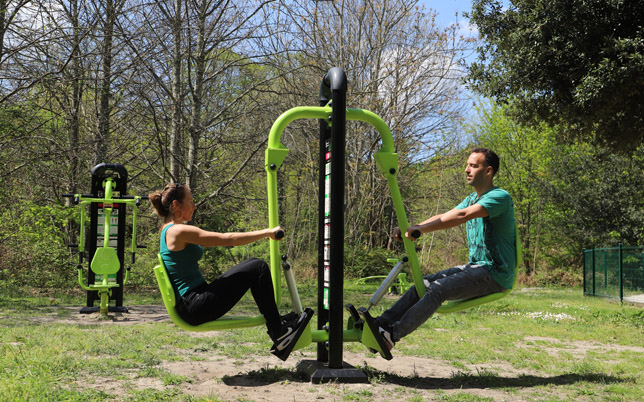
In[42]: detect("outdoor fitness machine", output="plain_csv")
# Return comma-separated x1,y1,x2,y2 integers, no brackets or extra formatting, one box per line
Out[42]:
65,163,146,316
265,68,423,382
151,67,521,381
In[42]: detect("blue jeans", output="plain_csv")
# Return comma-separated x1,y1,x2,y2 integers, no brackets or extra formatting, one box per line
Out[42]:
379,264,505,342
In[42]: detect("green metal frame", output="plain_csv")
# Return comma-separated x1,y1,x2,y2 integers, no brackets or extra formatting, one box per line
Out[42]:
75,178,142,316
265,105,521,356
265,105,421,351
265,105,424,306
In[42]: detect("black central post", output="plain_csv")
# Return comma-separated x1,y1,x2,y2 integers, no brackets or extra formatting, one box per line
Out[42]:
298,68,367,383
328,69,346,368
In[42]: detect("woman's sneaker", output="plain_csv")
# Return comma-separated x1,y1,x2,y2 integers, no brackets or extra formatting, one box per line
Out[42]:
280,310,299,324
270,308,313,361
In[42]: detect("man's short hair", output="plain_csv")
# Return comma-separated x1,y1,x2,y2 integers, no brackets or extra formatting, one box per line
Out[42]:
471,148,500,176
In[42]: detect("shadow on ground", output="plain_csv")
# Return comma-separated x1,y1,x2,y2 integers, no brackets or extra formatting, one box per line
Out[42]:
222,365,629,389
365,368,629,390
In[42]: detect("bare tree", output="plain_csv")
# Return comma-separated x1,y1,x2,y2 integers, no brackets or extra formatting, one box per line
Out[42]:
183,0,275,190
132,0,280,207
259,0,473,252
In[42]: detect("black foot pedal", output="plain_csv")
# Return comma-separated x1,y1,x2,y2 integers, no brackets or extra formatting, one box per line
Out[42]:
345,304,361,323
358,307,393,361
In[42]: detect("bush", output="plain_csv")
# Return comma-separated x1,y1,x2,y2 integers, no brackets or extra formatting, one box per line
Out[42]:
0,202,76,289
343,246,399,279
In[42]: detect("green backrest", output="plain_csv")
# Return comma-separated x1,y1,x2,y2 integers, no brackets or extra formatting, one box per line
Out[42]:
91,247,121,276
155,254,177,307
436,223,522,314
154,254,266,331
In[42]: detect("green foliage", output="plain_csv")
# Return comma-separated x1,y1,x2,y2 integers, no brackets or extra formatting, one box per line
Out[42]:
468,0,644,147
469,102,644,279
2,0,642,292
544,142,644,250
0,202,76,288
343,246,399,279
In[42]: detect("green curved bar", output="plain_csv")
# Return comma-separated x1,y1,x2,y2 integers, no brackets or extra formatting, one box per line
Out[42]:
345,108,394,152
267,106,332,150
265,105,426,305
266,106,332,305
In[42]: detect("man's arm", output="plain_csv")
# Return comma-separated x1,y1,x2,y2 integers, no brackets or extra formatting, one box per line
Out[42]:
406,204,489,239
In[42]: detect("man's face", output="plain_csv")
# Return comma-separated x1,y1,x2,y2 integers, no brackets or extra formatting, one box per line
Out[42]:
465,152,490,187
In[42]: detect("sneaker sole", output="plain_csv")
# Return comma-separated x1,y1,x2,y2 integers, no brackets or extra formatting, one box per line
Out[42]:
270,308,314,361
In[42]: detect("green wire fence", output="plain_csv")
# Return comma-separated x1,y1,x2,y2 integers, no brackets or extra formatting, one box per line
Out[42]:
583,245,644,303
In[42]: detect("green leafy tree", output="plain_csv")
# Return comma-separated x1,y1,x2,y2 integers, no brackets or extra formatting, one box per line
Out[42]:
544,142,644,254
467,0,644,147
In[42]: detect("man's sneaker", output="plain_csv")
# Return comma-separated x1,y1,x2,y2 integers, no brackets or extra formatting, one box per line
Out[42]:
270,308,313,361
378,324,395,351
357,307,393,360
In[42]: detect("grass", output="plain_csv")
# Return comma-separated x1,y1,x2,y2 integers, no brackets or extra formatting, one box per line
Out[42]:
1,283,643,401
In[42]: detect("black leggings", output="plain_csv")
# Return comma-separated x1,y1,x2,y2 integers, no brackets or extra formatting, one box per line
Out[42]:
176,257,282,337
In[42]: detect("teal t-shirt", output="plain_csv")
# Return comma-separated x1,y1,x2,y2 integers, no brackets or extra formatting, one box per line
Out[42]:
160,224,206,296
456,187,516,289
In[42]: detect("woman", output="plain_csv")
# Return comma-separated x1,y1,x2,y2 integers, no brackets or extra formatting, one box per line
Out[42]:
149,183,312,361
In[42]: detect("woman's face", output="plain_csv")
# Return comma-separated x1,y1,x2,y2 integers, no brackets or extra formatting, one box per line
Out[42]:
175,187,196,222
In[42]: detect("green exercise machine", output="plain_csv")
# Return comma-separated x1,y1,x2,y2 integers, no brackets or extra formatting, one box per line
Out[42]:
265,68,521,381
65,163,146,316
153,68,520,383
265,68,423,381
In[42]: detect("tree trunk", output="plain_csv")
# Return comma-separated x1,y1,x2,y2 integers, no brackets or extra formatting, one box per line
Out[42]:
95,0,116,165
170,0,183,181
186,0,207,189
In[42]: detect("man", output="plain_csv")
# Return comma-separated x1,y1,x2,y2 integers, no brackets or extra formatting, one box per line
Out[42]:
364,148,516,352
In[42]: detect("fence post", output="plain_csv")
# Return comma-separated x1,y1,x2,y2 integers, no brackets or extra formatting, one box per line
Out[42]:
604,250,608,291
592,248,596,296
583,249,587,295
619,243,623,302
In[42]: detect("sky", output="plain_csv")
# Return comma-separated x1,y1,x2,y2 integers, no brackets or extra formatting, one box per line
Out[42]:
420,0,474,30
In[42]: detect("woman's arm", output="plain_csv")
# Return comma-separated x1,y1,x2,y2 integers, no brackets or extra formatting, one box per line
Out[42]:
166,224,282,251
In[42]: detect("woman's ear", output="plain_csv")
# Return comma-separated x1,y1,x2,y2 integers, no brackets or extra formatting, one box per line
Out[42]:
169,199,180,213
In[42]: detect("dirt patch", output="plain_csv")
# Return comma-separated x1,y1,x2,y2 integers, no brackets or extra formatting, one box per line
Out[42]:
27,305,171,325
48,306,619,401
519,336,644,359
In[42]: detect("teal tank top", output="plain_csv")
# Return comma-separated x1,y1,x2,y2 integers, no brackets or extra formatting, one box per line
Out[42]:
160,224,206,296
